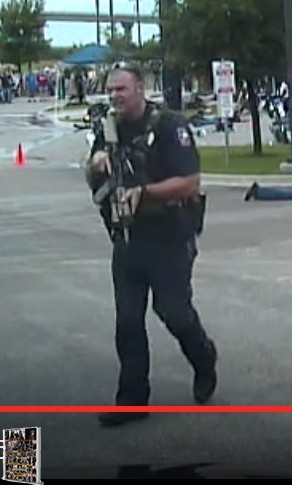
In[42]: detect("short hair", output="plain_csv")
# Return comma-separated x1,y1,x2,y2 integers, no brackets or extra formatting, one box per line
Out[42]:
110,61,144,82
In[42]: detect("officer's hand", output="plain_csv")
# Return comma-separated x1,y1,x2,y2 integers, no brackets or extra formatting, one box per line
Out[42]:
122,186,143,215
90,150,112,174
85,150,111,192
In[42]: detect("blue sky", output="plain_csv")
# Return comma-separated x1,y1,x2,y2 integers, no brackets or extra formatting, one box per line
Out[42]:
42,0,159,46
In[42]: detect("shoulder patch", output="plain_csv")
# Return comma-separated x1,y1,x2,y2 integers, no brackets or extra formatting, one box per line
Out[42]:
176,126,192,146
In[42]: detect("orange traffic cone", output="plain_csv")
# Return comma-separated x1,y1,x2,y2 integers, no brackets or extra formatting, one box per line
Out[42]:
15,143,26,167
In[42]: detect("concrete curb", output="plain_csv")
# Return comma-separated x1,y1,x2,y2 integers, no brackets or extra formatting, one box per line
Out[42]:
36,104,80,128
201,174,292,189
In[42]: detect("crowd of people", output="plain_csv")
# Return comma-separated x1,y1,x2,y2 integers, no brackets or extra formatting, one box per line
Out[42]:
0,60,166,105
0,66,109,103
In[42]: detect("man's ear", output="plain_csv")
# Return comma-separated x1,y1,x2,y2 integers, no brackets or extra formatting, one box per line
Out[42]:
136,80,144,93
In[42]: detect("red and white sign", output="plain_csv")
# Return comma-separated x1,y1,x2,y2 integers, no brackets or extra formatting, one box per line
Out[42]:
212,60,235,118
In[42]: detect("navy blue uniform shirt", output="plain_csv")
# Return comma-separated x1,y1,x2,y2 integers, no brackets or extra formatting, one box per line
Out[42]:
117,102,200,244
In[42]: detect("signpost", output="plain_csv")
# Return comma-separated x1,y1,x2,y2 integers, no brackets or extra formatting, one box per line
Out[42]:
212,60,236,166
283,0,292,162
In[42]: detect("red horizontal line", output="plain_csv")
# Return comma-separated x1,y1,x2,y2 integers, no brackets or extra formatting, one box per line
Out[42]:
0,406,291,413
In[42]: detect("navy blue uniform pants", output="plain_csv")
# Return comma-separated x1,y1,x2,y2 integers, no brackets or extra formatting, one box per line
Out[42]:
254,185,292,200
111,237,215,405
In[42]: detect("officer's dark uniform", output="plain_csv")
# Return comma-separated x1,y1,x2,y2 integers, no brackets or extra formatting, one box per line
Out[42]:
89,101,217,421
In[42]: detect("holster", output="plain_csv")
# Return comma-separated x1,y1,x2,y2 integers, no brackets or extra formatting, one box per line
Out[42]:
184,193,206,236
99,198,114,242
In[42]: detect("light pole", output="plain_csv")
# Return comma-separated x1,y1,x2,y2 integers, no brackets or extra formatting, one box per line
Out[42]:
109,0,114,41
283,0,292,161
136,0,142,48
95,0,100,44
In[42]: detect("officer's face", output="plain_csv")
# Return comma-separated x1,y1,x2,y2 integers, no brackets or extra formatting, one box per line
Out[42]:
106,70,143,117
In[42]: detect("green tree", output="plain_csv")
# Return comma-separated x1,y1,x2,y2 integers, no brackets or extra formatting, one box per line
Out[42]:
0,0,50,71
101,24,138,63
158,0,286,154
120,21,134,45
42,45,76,62
136,37,162,62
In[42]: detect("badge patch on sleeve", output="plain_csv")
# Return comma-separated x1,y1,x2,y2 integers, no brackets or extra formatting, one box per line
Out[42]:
176,127,192,146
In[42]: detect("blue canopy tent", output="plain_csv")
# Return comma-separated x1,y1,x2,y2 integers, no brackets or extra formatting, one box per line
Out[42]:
56,43,134,101
60,43,112,66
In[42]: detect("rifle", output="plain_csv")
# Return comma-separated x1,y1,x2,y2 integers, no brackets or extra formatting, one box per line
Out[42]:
91,105,207,241
93,106,133,243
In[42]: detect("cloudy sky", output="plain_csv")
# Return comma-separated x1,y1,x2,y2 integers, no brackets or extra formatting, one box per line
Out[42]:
41,0,158,46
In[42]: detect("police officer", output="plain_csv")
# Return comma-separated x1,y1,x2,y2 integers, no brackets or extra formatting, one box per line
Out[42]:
86,62,217,427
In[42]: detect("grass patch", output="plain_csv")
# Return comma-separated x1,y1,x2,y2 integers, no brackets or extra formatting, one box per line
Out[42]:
200,145,291,174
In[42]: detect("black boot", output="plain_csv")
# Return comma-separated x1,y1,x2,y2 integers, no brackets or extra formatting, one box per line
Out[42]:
98,411,150,427
193,343,217,404
244,182,258,201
